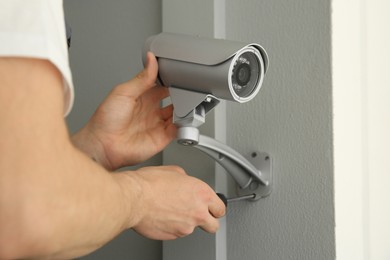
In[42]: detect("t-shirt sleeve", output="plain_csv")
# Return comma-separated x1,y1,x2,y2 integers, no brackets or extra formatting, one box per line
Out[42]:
0,0,75,116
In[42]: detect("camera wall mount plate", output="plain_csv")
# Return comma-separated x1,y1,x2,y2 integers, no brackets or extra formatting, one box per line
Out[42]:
235,151,272,200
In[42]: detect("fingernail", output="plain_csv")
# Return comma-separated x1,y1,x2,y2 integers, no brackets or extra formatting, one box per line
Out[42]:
145,52,152,69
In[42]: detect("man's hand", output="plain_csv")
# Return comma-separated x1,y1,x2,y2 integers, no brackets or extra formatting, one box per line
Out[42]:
72,52,177,170
121,166,226,240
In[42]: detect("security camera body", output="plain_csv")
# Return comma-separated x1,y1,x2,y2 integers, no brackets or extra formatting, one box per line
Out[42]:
143,32,269,105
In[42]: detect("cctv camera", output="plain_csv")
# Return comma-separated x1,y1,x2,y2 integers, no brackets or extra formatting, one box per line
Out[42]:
143,32,269,104
142,33,273,199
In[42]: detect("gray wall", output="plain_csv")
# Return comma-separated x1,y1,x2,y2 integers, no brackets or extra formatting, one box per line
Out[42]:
225,0,335,259
63,1,162,259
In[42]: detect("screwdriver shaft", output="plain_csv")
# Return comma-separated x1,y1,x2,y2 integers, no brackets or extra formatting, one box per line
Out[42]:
216,193,256,208
227,193,256,203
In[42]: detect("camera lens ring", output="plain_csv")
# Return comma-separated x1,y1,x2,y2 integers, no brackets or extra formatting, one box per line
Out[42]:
228,46,265,103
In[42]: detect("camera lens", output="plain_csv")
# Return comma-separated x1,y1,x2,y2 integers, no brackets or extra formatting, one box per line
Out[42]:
235,63,251,86
231,51,260,98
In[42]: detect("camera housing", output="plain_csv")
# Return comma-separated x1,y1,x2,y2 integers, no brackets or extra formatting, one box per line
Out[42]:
143,32,269,119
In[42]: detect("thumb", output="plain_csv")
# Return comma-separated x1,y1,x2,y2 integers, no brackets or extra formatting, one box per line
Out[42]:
141,51,159,85
117,52,159,98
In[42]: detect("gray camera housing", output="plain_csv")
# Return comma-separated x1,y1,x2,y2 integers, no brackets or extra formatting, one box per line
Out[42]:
143,33,269,117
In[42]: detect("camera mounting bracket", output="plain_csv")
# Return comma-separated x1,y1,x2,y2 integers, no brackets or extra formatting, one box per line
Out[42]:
172,95,273,200
169,87,220,126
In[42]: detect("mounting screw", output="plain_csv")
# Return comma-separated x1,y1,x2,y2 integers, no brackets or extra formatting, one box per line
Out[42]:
180,140,195,146
205,97,212,102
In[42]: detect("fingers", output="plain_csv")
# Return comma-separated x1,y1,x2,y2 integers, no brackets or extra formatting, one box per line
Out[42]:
208,193,226,219
160,104,174,121
201,191,226,233
164,121,177,140
132,166,225,240
143,85,169,104
199,215,220,234
197,186,226,234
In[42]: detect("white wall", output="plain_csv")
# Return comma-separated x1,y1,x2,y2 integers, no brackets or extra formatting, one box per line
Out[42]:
365,2,390,257
333,0,390,259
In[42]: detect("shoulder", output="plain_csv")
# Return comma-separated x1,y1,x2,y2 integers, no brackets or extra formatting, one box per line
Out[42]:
0,0,74,116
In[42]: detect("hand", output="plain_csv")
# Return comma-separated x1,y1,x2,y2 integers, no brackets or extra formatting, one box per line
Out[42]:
123,166,226,240
72,52,177,170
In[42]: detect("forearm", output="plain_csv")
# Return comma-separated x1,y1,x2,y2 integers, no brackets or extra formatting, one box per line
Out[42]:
0,58,138,258
0,138,138,259
42,149,137,258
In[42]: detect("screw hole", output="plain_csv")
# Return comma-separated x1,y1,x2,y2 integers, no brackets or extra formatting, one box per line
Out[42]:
251,152,257,158
265,156,270,161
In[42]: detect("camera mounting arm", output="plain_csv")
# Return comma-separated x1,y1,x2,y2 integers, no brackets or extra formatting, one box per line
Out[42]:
170,87,272,200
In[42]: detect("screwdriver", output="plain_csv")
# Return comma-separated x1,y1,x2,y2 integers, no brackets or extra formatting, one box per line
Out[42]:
216,193,256,207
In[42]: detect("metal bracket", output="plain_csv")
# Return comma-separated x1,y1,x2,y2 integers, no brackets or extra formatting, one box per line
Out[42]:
177,126,272,200
169,87,220,127
172,96,273,201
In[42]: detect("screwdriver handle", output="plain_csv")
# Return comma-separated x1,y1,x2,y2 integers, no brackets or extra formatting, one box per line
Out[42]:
216,193,228,207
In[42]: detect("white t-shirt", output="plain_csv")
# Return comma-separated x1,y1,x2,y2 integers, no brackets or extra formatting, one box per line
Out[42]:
0,0,74,116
